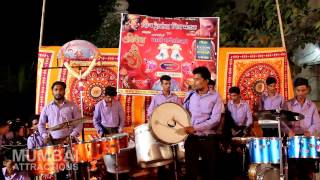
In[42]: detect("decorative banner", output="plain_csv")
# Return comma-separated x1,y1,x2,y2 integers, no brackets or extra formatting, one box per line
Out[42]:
217,47,294,110
118,14,219,96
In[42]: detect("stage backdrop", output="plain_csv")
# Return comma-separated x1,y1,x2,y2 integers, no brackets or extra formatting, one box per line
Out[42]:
117,14,219,96
36,47,294,139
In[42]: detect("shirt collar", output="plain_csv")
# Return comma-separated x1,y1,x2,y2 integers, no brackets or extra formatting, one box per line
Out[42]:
160,91,172,96
292,98,311,106
230,100,245,106
50,99,68,106
103,100,114,107
2,168,17,178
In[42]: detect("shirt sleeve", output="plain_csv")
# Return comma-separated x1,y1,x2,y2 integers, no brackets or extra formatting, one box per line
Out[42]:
118,102,125,131
70,104,82,137
27,137,34,149
193,96,222,131
309,105,320,134
147,96,156,118
93,103,104,134
38,107,49,139
246,103,253,127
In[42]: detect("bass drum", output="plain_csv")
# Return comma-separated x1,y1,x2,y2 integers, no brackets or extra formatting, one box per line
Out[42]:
248,164,280,180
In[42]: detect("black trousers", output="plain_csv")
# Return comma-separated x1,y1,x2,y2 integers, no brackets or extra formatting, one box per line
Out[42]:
102,127,118,136
185,135,221,180
288,159,317,180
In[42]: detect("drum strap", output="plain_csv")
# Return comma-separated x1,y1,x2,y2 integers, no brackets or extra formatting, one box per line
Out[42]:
183,92,195,111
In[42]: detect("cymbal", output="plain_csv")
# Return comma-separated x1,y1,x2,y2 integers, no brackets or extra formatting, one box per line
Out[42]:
257,110,304,121
47,117,86,131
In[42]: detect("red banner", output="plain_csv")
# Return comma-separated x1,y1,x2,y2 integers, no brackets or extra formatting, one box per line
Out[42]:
118,14,219,96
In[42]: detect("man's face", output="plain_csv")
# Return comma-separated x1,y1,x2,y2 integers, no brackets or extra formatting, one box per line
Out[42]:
230,93,240,102
104,95,113,103
32,119,39,130
5,160,15,174
267,83,276,94
193,74,207,90
161,80,171,92
52,85,65,101
200,19,214,34
208,84,215,92
0,125,9,135
295,85,309,99
128,15,140,30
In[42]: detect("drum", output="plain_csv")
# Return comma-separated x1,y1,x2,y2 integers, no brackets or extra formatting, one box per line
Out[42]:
248,164,280,180
287,136,320,159
268,137,281,164
103,141,137,174
149,102,190,144
134,124,173,168
248,138,269,164
29,145,66,175
107,133,129,149
72,140,102,163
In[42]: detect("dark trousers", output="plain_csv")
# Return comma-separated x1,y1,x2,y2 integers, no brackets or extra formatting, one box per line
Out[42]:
288,159,317,180
185,135,221,180
102,127,119,136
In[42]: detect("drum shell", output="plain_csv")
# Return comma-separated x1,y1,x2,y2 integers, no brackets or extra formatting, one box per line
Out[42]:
134,124,173,168
287,136,320,159
103,142,137,174
248,138,269,164
72,140,102,163
29,145,66,175
287,136,301,158
268,137,280,164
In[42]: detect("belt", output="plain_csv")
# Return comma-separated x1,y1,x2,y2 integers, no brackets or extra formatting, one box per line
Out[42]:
189,134,221,140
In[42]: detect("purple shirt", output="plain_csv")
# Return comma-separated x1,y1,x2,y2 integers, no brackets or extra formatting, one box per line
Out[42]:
93,100,125,134
147,91,181,117
27,131,44,149
38,100,82,139
227,100,253,127
184,90,222,136
283,98,320,134
260,93,284,110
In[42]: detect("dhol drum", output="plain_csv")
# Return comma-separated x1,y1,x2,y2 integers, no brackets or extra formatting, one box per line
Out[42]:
149,103,190,144
287,136,320,159
134,124,173,168
103,141,137,174
71,140,103,163
248,164,280,180
28,145,67,175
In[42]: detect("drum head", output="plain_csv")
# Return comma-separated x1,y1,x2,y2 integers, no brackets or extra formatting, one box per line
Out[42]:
150,102,191,144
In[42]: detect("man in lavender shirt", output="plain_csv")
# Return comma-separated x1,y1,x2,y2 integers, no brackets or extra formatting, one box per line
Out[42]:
27,117,44,149
227,87,252,137
183,66,223,180
259,76,284,110
147,75,181,118
93,86,125,137
283,78,320,180
38,81,82,145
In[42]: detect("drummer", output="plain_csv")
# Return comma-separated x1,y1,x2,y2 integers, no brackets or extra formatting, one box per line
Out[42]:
27,117,44,149
93,86,125,136
147,75,181,118
38,81,82,145
183,66,223,180
259,76,284,110
283,77,320,180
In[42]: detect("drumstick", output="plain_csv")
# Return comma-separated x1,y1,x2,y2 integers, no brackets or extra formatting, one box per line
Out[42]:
172,118,186,128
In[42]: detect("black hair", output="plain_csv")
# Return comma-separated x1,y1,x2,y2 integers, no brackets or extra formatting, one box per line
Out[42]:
294,77,309,88
160,75,171,83
192,66,211,81
266,76,277,85
229,86,240,94
105,86,117,97
51,81,66,90
208,79,216,86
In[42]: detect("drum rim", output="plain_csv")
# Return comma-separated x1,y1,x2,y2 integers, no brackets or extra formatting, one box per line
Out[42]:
149,102,191,144
107,132,129,139
33,144,67,150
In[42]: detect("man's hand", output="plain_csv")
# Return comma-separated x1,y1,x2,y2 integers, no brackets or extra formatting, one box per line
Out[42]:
184,126,195,134
43,136,50,145
304,130,311,137
99,132,104,138
288,130,295,137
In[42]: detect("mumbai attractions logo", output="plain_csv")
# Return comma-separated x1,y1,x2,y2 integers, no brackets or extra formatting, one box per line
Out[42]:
12,148,79,172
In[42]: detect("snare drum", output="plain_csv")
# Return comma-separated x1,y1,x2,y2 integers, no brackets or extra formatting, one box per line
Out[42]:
287,136,320,159
108,133,129,149
72,140,102,163
29,145,66,175
248,138,269,164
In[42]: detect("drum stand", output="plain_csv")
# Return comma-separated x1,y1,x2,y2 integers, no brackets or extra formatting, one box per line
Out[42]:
66,120,78,180
115,153,119,180
276,111,288,180
171,144,179,180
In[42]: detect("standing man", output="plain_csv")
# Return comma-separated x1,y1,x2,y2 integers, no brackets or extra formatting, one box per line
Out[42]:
38,81,82,145
147,75,181,118
283,77,320,180
259,76,284,110
93,86,125,136
183,66,223,180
